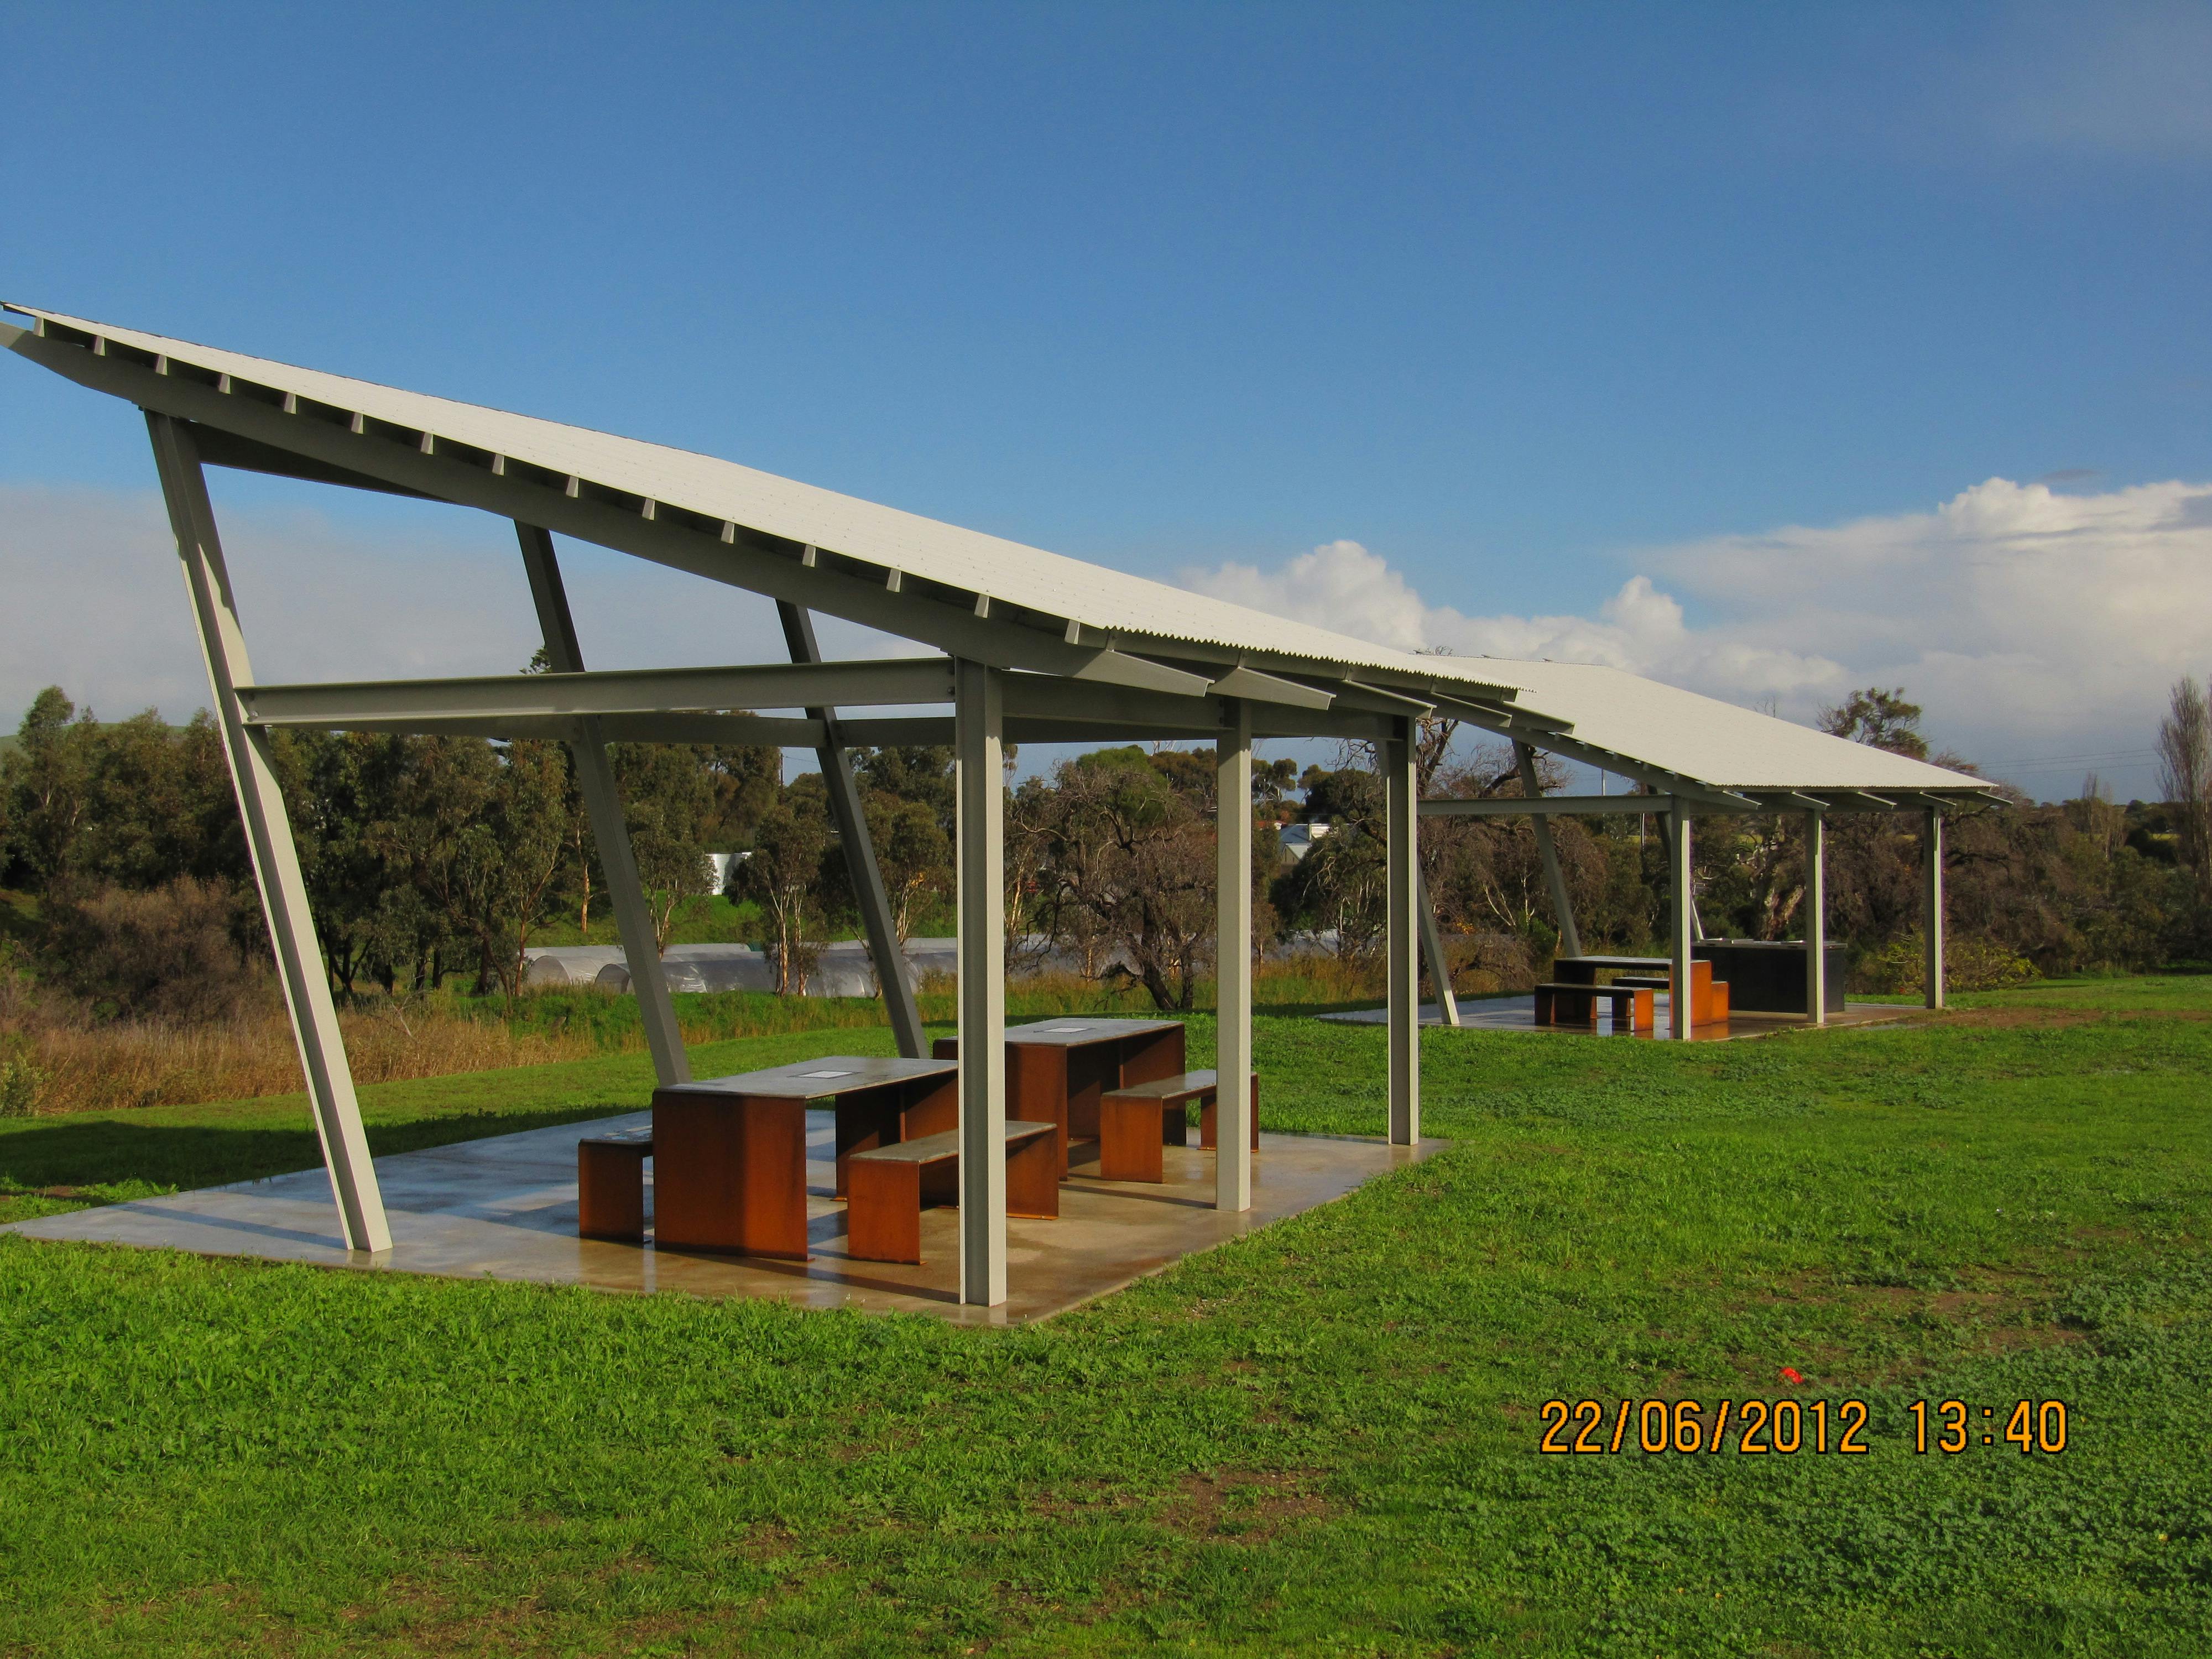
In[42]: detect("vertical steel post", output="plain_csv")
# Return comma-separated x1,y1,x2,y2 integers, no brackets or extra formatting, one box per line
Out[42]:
514,525,690,1087
1516,740,1583,959
776,601,927,1059
1804,811,1827,1025
1416,863,1460,1027
1385,718,1420,1144
954,660,1008,1306
1661,809,1707,942
1669,801,1695,1040
1215,699,1254,1211
147,415,392,1252
1924,808,1946,1010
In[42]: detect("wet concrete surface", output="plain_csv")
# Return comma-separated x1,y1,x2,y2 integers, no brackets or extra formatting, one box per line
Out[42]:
4,1113,1440,1325
1321,995,1911,1040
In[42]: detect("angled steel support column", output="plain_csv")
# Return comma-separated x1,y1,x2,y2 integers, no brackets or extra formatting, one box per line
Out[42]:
1516,740,1583,959
1924,808,1946,1010
1669,801,1695,1040
955,660,1008,1306
514,524,690,1087
778,602,926,1060
1416,864,1460,1027
1215,699,1254,1211
1804,812,1827,1025
147,414,392,1252
1386,718,1420,1144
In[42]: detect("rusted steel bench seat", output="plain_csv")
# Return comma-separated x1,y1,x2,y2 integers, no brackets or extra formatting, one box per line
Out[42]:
577,1128,653,1241
1532,981,1652,1033
844,1120,1059,1265
1098,1070,1260,1183
1613,971,1730,1024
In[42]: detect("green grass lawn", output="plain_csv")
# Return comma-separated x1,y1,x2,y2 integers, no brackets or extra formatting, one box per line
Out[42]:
2,980,2208,1656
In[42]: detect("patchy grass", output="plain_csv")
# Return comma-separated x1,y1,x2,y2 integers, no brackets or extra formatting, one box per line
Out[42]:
0,980,2208,1654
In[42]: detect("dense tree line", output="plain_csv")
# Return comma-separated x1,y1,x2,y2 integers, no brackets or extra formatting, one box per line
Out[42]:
0,685,778,1008
7,676,2210,1022
1399,686,2212,987
1251,685,2212,993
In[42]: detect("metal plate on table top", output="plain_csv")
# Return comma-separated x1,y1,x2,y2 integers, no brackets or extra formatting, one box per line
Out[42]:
655,1056,956,1101
1000,1018,1185,1045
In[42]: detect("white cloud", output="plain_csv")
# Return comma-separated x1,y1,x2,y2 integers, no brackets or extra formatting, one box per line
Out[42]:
10,474,2209,801
1186,539,1848,701
0,482,919,732
1970,3,2212,158
1183,477,2212,799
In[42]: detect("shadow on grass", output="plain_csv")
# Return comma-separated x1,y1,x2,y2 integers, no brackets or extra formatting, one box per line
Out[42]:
1256,998,1385,1019
0,1106,625,1199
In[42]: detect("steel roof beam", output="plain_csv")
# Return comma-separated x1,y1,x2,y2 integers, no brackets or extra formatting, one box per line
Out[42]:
1436,697,1758,810
188,423,440,499
1421,794,1662,817
274,712,829,745
1200,664,1335,710
1426,691,1574,737
1306,678,1434,717
1420,790,2000,817
846,714,1391,745
999,674,1223,728
237,659,952,728
222,704,1399,749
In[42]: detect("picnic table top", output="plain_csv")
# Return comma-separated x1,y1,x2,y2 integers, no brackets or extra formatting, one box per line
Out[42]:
1554,954,1673,969
1000,1017,1185,1046
654,1057,955,1102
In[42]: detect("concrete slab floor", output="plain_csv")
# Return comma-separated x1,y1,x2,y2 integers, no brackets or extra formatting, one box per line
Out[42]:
2,1114,1442,1326
1321,995,1913,1040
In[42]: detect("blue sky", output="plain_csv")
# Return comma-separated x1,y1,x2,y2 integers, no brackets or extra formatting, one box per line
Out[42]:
5,2,2211,798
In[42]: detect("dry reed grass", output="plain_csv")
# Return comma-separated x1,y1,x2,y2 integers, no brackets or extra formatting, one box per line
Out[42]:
7,1008,596,1117
2,951,1453,1119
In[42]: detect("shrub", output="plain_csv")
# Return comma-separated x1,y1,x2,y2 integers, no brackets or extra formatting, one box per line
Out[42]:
37,878,275,1024
0,938,36,1026
0,1057,41,1117
1461,932,1537,993
1854,931,2039,995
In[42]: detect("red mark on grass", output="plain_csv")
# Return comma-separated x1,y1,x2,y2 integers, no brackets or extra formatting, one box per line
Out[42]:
1780,1366,1804,1385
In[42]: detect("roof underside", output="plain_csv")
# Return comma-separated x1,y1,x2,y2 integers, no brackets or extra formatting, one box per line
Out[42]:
4,304,1994,804
1489,662,1981,794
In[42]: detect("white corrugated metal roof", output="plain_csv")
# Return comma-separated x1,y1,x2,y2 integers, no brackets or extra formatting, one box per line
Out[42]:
4,304,1995,801
9,306,1525,689
1464,661,1985,794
